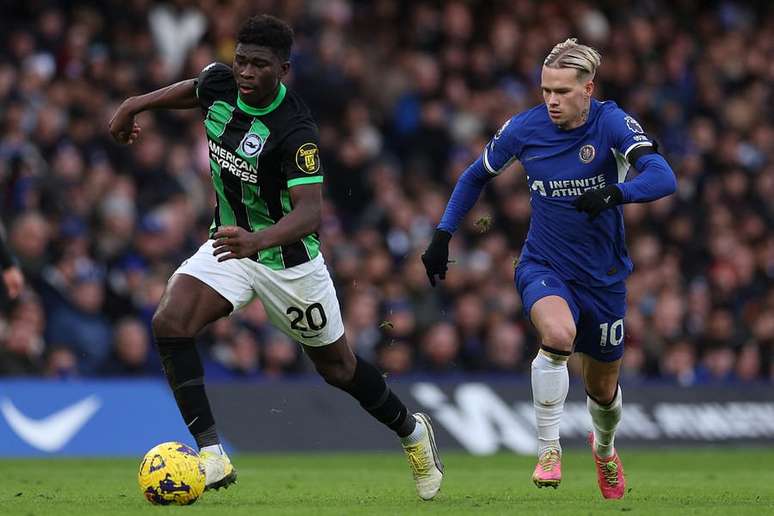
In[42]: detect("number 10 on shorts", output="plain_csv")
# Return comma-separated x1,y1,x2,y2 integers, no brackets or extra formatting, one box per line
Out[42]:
599,319,624,347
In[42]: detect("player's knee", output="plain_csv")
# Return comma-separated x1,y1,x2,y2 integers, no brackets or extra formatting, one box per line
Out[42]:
316,360,356,389
587,382,617,406
152,308,191,338
540,322,576,351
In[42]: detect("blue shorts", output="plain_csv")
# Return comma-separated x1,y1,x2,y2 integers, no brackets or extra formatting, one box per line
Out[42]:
515,258,627,362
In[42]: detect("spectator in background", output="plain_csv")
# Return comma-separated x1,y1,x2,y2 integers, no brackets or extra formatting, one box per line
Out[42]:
378,339,415,376
262,330,303,378
0,228,24,301
95,181,137,262
380,300,418,342
696,344,737,384
205,322,262,380
342,289,382,362
483,321,526,373
0,246,38,375
228,329,262,378
660,340,698,386
44,259,111,375
419,322,461,373
43,346,79,378
0,319,43,375
735,343,762,383
8,212,49,285
620,344,648,382
453,291,487,369
100,317,155,376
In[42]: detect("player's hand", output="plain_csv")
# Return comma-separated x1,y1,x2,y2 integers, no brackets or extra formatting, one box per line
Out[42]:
421,229,452,287
572,185,623,221
212,226,262,262
2,266,24,299
108,99,142,144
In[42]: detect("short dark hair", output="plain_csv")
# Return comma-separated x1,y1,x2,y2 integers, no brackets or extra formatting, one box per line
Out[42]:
237,15,293,61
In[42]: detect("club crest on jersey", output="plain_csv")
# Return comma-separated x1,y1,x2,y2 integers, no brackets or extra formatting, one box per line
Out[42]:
239,133,264,158
579,144,596,163
296,143,320,174
625,116,644,134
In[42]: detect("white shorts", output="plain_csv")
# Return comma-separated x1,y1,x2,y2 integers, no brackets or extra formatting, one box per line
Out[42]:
173,240,345,347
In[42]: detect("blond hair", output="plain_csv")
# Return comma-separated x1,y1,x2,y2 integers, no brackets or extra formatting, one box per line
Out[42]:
544,38,601,80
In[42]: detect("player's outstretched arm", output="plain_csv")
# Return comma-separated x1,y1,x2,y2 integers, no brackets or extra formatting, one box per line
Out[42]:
212,183,322,262
108,79,199,144
422,157,494,286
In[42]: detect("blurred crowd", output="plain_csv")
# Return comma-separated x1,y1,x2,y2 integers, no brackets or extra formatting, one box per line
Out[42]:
0,0,771,383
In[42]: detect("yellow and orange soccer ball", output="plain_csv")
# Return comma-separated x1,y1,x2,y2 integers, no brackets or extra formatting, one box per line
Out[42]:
138,441,205,505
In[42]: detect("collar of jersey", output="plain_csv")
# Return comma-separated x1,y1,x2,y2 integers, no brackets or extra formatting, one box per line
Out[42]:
237,83,286,116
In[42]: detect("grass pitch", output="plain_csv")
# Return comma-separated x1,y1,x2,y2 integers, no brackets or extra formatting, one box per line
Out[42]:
1,449,772,515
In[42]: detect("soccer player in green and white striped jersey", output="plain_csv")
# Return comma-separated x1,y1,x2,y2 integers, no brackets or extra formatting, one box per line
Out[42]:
109,14,442,500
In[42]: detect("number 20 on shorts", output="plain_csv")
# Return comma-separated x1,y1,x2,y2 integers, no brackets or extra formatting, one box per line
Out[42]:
286,303,328,332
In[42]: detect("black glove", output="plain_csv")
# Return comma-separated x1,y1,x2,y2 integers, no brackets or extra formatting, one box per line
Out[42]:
421,229,452,287
572,185,623,221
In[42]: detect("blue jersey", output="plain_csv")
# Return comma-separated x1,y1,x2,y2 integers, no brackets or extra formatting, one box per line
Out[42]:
483,99,656,287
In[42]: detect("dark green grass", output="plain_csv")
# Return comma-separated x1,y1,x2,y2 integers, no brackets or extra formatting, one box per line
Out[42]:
1,449,772,515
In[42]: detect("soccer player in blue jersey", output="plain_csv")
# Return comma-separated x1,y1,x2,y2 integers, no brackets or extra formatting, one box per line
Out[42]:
422,38,676,499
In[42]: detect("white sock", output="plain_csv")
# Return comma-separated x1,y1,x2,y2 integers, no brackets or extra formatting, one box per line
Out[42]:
587,385,622,459
531,349,569,457
200,444,225,456
400,415,426,446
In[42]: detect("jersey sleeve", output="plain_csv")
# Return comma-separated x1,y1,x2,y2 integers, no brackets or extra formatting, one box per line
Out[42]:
282,121,324,188
482,114,523,175
195,62,235,109
606,108,655,164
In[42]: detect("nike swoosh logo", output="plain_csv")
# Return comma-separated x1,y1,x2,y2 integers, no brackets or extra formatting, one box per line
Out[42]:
301,332,322,339
603,196,611,203
1,395,101,452
524,155,543,161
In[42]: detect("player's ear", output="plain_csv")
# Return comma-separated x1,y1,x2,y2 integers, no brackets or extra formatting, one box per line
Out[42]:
584,80,594,98
279,61,290,78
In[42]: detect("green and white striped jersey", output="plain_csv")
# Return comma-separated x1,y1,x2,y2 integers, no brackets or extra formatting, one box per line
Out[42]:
195,62,323,270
